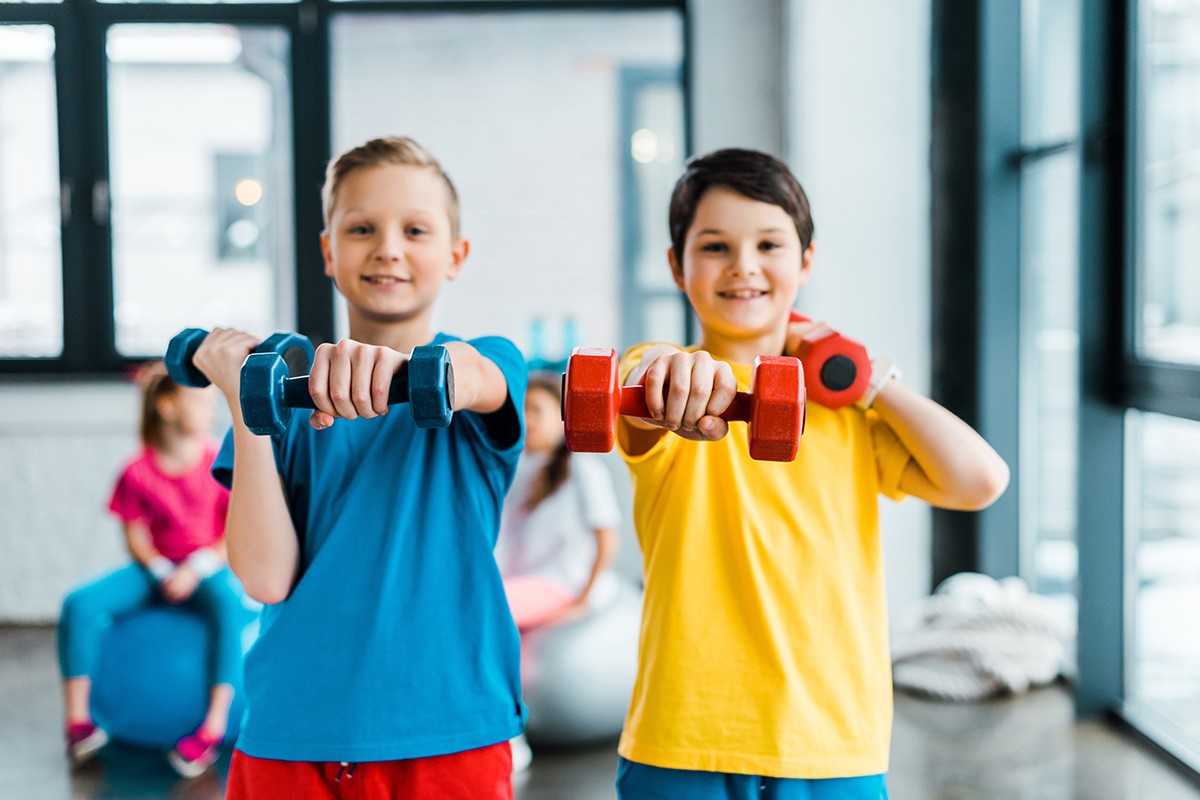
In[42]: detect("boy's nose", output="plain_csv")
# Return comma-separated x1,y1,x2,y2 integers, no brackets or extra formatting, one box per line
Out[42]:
728,246,761,276
374,231,404,262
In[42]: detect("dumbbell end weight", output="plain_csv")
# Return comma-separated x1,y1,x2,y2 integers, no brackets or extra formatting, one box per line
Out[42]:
240,352,293,437
408,345,455,429
746,355,805,463
164,328,212,388
562,347,621,454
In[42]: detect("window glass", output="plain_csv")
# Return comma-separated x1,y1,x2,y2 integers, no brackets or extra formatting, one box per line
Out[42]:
107,24,293,356
1128,411,1200,757
329,10,684,359
0,24,62,357
1135,1,1200,364
1018,0,1081,598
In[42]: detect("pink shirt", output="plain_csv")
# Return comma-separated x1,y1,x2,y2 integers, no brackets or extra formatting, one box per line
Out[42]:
108,443,230,562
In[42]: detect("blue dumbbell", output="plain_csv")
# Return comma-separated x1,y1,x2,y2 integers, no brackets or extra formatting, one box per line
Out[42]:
165,329,316,389
239,345,456,436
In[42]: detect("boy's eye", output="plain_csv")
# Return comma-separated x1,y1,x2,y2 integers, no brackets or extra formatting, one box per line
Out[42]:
406,226,428,237
700,242,727,253
759,241,783,251
348,224,372,235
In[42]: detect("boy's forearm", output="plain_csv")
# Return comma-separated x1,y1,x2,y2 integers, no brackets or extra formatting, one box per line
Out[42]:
442,342,510,415
225,423,300,604
870,380,1010,510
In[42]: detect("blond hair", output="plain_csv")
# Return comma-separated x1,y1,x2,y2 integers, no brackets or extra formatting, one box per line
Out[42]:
321,136,461,238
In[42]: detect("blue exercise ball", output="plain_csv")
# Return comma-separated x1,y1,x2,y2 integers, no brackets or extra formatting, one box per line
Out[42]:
90,603,259,749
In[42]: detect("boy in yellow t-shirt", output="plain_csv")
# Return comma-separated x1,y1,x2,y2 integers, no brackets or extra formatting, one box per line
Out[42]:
614,148,1010,799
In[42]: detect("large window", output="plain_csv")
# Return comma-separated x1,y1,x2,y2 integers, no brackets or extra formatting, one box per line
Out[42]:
1019,0,1081,599
328,9,685,362
107,23,293,357
0,25,61,357
1120,0,1200,772
1134,1,1200,366
0,2,687,374
1127,411,1200,759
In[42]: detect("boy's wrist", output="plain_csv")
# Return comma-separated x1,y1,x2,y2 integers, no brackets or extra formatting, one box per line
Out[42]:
854,356,901,410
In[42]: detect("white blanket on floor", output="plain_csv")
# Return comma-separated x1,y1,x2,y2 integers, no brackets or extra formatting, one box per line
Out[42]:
890,572,1076,702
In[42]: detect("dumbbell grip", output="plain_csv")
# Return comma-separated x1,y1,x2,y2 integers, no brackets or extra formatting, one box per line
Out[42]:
618,385,753,423
279,371,410,411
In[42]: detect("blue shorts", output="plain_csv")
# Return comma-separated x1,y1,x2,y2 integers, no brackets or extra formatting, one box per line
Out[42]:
616,758,889,800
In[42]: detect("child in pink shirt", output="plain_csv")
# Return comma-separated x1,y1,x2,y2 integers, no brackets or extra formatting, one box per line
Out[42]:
58,362,243,778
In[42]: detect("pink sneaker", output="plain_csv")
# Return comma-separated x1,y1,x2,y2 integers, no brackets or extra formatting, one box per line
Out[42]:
167,728,223,778
65,721,108,767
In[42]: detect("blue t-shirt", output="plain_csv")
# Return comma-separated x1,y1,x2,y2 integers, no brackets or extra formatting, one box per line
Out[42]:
213,334,527,762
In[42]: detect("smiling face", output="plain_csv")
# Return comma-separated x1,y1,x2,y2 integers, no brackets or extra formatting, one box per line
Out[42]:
670,185,813,361
320,163,468,334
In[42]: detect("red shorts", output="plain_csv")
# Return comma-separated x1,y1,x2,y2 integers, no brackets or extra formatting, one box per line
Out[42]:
225,741,513,800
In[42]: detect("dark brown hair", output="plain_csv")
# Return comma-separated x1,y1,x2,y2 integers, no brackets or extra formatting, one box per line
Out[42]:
668,148,814,265
522,372,571,512
322,135,461,238
136,361,181,450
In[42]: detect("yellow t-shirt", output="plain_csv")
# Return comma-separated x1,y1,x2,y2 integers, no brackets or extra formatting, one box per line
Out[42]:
616,343,912,779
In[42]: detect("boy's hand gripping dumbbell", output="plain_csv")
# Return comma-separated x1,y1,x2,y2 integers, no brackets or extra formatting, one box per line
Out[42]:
562,347,806,462
239,345,456,436
787,311,872,408
166,328,315,389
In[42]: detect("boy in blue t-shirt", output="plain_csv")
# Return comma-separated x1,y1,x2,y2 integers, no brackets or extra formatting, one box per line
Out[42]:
192,136,526,799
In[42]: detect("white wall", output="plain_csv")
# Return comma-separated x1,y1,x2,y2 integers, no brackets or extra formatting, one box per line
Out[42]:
785,0,934,619
0,0,933,623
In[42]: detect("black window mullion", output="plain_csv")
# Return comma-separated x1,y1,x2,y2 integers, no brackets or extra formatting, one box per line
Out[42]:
292,0,332,346
57,0,115,373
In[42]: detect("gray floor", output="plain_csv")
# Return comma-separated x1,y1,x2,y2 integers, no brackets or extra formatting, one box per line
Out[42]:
3,625,1198,800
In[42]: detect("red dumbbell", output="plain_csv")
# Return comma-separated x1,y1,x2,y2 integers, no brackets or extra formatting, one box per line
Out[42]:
788,311,871,408
562,347,806,462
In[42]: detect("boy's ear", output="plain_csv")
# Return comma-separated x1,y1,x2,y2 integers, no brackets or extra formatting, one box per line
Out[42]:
667,247,686,292
320,231,334,278
799,242,815,284
446,238,470,281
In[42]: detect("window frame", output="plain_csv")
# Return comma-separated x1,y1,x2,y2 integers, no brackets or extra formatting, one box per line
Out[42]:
0,0,688,375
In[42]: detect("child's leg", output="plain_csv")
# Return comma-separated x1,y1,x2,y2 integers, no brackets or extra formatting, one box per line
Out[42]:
226,742,512,800
502,575,575,631
360,741,513,800
226,751,336,800
616,758,761,800
186,568,244,736
765,773,889,800
58,563,157,723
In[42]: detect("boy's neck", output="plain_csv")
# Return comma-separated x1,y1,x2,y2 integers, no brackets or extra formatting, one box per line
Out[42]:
696,323,788,367
347,311,437,355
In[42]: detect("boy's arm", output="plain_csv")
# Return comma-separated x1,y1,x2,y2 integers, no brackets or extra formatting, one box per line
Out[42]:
870,379,1010,511
194,328,300,605
617,344,739,457
442,341,511,415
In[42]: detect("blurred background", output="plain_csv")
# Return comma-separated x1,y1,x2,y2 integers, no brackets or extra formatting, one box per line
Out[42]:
0,0,1198,796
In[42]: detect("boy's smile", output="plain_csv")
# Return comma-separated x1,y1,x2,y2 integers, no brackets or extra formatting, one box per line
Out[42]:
321,163,468,339
670,185,813,364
